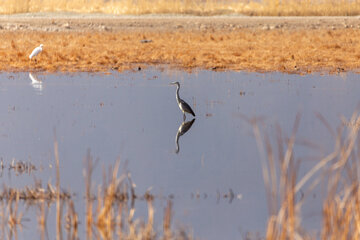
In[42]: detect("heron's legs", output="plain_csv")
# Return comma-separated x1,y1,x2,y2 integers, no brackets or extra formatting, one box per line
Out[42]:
183,113,186,121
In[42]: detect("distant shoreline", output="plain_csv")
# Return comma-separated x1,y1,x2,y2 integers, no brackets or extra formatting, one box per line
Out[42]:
1,15,360,32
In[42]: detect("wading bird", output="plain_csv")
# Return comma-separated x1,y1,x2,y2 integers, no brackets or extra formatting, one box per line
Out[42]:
29,44,43,61
170,81,196,120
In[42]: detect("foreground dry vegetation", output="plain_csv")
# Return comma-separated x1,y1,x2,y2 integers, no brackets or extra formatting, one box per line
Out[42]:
248,110,360,239
2,112,360,239
0,149,191,240
2,27,360,73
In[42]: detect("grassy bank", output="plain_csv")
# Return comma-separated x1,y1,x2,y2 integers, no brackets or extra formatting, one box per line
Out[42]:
2,28,360,73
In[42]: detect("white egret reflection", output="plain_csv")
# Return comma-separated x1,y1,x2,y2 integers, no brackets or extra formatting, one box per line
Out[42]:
29,72,44,94
175,118,195,154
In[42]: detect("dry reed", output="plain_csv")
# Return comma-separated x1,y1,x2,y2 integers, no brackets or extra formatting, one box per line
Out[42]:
7,191,22,240
250,109,360,239
65,199,79,240
2,0,360,16
0,183,70,202
54,129,62,240
0,145,191,240
82,152,186,239
37,199,48,240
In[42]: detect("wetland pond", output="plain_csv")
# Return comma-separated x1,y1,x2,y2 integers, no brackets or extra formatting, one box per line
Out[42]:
0,69,359,239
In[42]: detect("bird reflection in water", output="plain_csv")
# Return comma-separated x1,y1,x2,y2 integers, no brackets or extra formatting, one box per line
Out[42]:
29,72,43,94
175,118,195,154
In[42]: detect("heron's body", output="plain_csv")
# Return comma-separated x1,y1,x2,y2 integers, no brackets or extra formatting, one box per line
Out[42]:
171,81,195,120
29,44,43,60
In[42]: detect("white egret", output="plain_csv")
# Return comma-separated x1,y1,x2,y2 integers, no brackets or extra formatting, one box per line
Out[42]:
170,81,196,120
29,44,43,61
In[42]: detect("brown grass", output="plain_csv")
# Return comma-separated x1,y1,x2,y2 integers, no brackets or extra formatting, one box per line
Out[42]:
82,153,189,239
8,192,23,239
65,199,78,239
3,0,360,16
2,28,360,73
0,148,191,239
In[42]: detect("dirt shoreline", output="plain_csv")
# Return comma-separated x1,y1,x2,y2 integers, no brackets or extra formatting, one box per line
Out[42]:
1,15,360,73
2,15,360,32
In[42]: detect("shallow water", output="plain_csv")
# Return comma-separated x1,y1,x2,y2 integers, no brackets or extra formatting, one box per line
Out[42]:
0,70,359,239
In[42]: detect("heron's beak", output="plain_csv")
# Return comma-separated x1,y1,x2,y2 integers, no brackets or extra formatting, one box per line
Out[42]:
169,82,175,85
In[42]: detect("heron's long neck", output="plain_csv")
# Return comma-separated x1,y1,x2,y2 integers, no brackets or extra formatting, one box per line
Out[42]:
175,85,180,103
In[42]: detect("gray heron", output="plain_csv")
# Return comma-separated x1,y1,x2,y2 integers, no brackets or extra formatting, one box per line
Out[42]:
170,81,195,120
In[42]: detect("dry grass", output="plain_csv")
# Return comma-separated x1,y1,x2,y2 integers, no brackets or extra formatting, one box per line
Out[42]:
2,28,360,73
0,133,189,239
7,192,23,239
0,183,71,202
2,0,360,16
250,109,360,239
83,153,186,239
0,149,191,239
65,199,79,240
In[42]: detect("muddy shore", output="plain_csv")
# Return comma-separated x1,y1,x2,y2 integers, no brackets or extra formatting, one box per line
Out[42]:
1,15,360,73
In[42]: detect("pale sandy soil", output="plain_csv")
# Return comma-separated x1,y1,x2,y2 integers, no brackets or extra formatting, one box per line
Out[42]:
1,14,360,32
1,14,360,73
